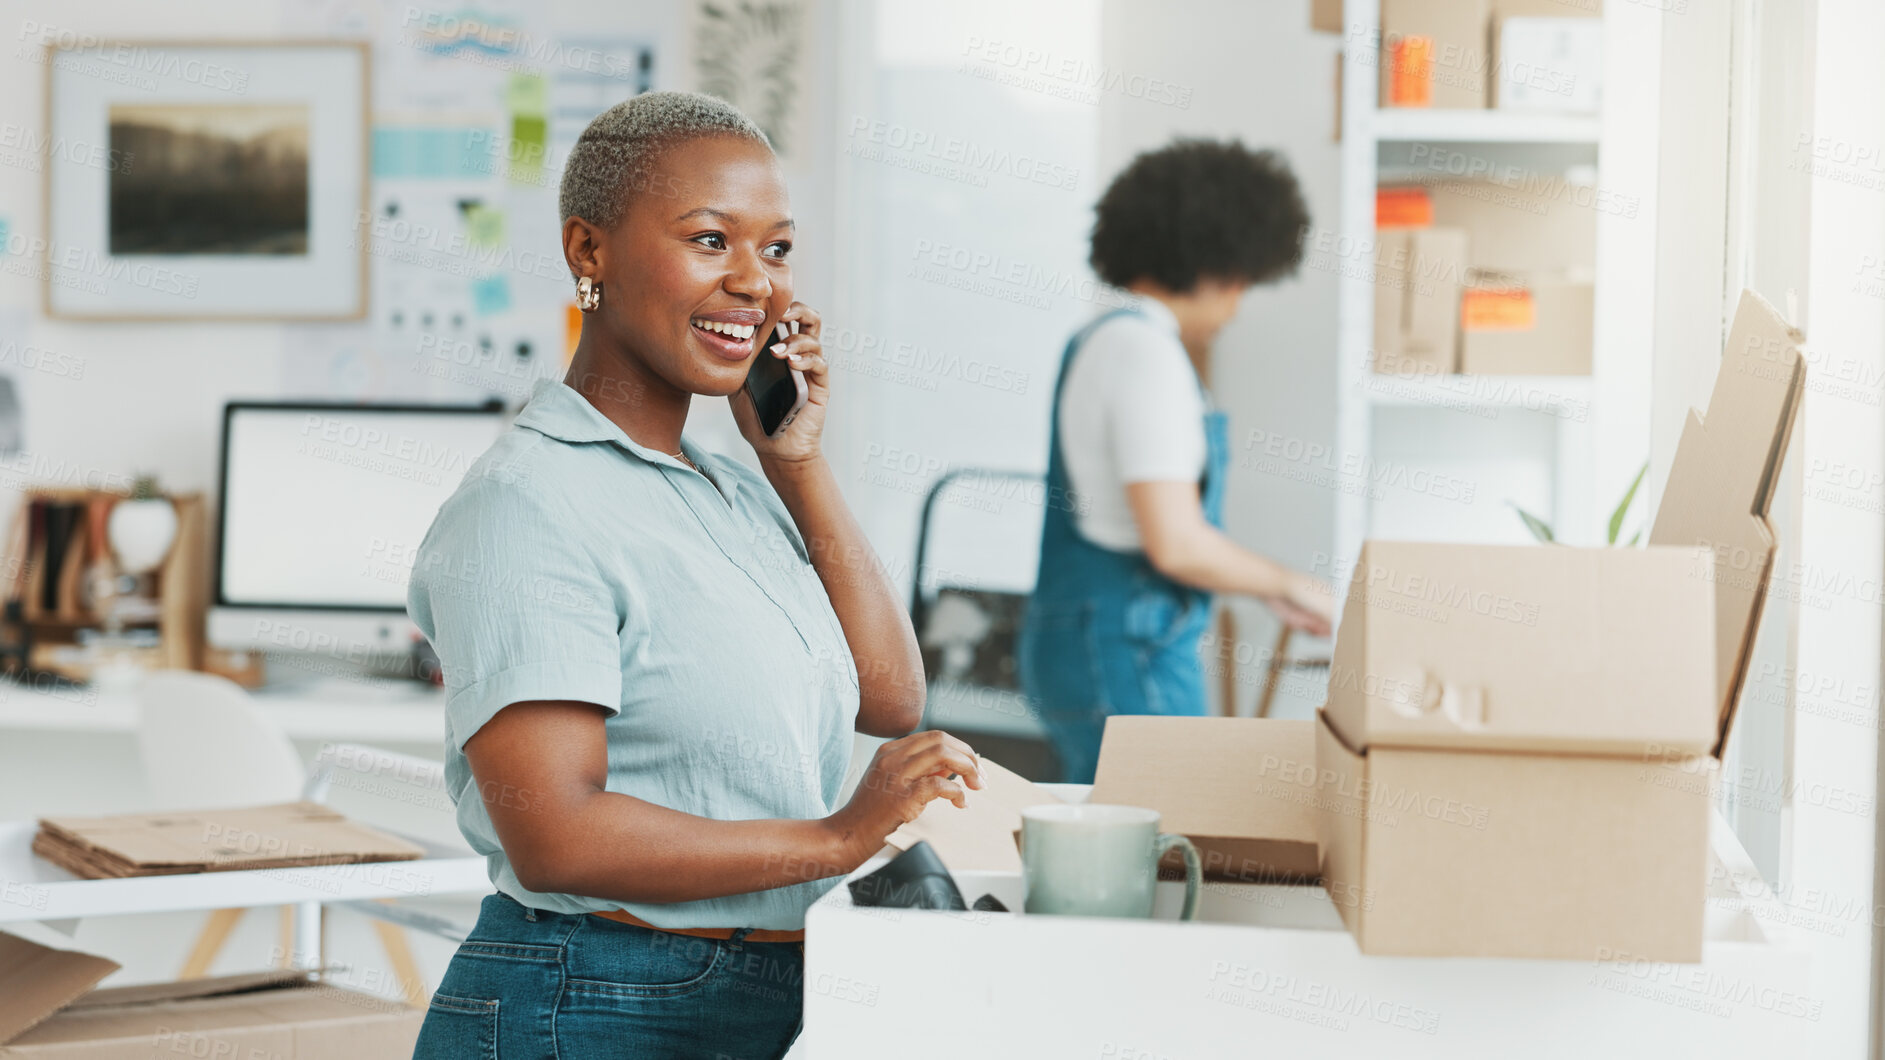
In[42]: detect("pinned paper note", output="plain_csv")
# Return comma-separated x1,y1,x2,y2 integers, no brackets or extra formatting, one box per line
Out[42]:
373,127,488,179
509,115,548,185
505,73,548,115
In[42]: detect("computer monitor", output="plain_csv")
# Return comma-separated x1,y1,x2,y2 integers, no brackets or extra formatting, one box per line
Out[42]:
208,401,509,658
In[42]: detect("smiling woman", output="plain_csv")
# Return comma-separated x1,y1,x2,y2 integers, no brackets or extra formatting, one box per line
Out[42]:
406,91,984,1060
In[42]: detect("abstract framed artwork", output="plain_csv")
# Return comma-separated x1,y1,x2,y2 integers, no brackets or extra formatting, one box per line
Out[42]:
43,40,368,320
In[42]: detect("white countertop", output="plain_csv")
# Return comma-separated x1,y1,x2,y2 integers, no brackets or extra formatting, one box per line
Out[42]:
0,674,447,744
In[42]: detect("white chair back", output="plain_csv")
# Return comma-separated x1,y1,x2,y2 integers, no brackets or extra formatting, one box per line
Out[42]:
136,669,305,809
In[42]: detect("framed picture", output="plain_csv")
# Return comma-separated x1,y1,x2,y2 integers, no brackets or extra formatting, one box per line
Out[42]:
43,40,368,320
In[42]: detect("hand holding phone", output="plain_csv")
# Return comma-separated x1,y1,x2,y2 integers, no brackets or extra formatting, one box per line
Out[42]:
744,319,808,437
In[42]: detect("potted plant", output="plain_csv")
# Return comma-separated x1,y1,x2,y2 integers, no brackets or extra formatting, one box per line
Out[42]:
1510,462,1648,547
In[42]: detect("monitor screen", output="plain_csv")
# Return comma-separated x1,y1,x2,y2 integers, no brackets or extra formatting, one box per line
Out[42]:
217,403,508,610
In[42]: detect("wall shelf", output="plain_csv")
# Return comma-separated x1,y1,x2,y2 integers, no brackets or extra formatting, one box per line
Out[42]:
1333,0,1653,576
1360,373,1594,414
1369,108,1602,144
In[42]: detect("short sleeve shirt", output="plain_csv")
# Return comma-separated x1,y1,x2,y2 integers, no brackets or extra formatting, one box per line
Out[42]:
408,379,861,930
1055,298,1209,551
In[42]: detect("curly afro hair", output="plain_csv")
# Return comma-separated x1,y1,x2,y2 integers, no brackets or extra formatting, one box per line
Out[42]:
1088,139,1310,292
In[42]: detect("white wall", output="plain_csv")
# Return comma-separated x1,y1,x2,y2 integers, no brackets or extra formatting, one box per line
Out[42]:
1789,0,1885,1052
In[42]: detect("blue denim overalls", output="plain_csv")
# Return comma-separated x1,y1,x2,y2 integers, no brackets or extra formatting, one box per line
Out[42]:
1017,306,1230,783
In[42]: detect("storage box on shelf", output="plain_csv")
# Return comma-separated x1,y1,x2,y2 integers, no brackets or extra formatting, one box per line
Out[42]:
1458,271,1595,375
1378,0,1492,109
1372,226,1468,374
1492,15,1604,112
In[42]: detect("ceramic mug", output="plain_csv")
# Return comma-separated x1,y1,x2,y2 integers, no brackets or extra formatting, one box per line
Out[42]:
1020,803,1201,920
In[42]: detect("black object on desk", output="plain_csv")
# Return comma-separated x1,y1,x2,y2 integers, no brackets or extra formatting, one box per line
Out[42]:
847,841,1009,913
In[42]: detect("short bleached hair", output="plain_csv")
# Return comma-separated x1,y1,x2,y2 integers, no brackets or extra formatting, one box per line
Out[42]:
557,90,771,236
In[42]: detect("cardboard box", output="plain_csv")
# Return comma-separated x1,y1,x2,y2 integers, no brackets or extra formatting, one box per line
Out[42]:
1650,292,1807,755
1314,290,1807,961
1458,273,1594,374
1428,180,1595,274
1311,0,1342,34
1379,0,1491,109
1493,16,1604,112
1372,226,1467,374
0,932,422,1057
33,802,426,879
1090,716,1318,882
1314,712,1716,960
1324,541,1718,757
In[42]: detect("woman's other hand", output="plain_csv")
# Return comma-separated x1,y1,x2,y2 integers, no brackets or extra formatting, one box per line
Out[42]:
823,730,986,870
731,301,828,465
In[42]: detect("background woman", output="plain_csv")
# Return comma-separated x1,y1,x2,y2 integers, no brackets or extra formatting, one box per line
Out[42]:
1019,139,1335,784
408,92,983,1060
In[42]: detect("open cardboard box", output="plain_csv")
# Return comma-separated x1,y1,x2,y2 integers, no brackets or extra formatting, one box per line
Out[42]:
891,718,1319,882
1091,715,1318,882
1315,290,1806,961
0,930,422,1057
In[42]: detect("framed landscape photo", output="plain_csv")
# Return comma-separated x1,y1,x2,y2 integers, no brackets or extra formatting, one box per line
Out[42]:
43,41,368,320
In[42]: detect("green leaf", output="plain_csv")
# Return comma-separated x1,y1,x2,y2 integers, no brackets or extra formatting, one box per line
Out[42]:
1627,527,1642,547
1607,462,1649,546
1509,500,1555,543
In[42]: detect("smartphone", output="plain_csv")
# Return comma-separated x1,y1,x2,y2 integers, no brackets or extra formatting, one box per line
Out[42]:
745,321,808,437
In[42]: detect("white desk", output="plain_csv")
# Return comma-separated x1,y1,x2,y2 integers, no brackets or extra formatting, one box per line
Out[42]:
0,817,490,967
0,675,447,745
803,795,1811,1059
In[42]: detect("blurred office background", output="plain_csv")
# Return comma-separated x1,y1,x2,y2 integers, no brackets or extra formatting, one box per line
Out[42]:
0,0,1880,1054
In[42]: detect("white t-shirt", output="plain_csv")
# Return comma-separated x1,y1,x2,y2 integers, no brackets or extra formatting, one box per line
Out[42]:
1055,299,1208,552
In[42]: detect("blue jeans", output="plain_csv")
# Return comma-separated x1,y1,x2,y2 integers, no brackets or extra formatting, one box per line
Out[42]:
413,892,803,1060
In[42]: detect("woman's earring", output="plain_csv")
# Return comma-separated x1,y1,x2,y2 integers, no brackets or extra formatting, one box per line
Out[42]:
576,276,602,312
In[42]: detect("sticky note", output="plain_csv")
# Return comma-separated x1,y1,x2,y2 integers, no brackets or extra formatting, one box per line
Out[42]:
472,274,512,315
465,204,506,248
505,73,549,115
509,115,547,185
1461,288,1536,331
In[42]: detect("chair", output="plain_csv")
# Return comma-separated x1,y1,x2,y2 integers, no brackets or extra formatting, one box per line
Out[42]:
909,470,1058,777
135,670,431,1003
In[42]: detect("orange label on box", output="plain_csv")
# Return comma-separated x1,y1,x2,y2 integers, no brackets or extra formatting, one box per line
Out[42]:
1376,187,1434,228
1461,288,1536,331
1389,36,1434,107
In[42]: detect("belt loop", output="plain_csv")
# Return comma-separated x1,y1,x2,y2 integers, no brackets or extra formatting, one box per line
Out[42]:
728,927,754,950
524,906,538,922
